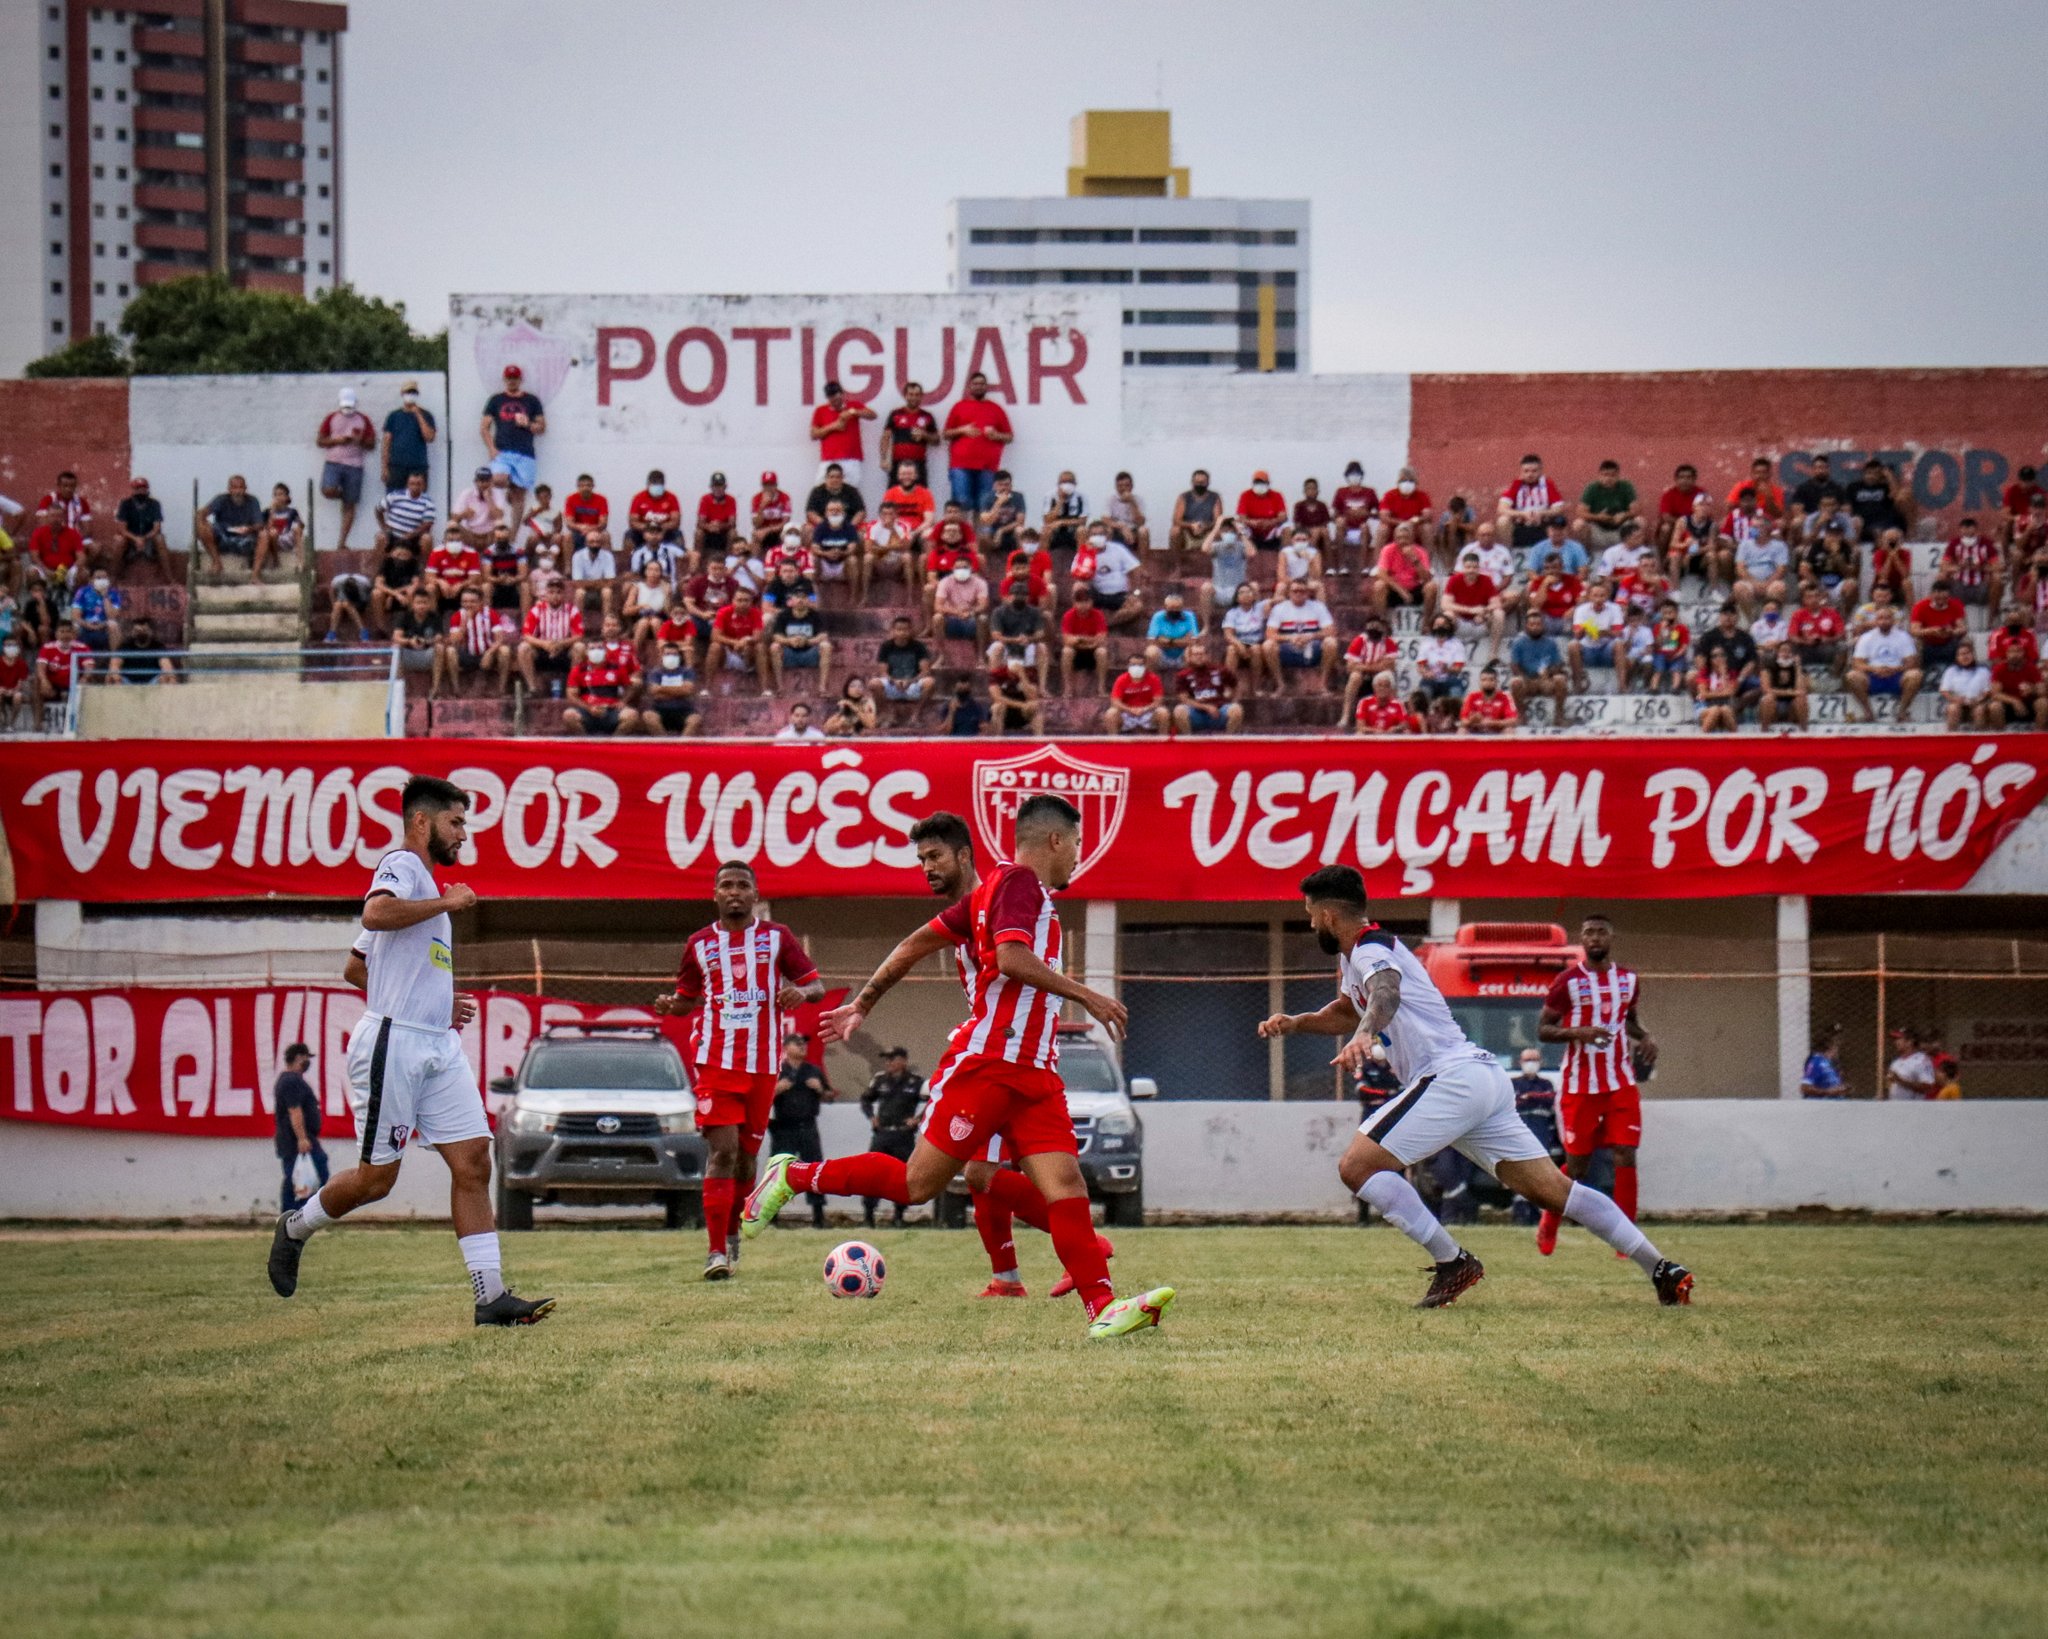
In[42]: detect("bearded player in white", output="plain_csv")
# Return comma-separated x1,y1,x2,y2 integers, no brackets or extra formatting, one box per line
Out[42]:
266,775,556,1326
1260,865,1693,1309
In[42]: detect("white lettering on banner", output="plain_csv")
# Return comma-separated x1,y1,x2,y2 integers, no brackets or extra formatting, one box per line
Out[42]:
160,770,223,870
868,771,927,869
503,767,559,868
310,769,360,868
649,772,720,866
1708,771,1767,866
1246,772,1313,870
1394,772,1454,895
355,767,407,865
1162,771,1252,868
714,775,764,861
1448,772,1515,868
212,997,253,1117
0,1000,41,1111
765,774,816,868
121,766,158,868
1853,747,2036,864
484,995,533,1089
22,768,119,872
161,996,210,1117
322,992,363,1117
42,997,89,1115
1514,772,1610,866
1646,770,1712,868
225,766,315,867
1764,770,1825,863
648,758,924,873
556,770,619,868
450,766,506,866
89,995,136,1117
1310,772,1395,868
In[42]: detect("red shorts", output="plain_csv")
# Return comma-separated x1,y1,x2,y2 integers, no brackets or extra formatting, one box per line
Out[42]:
920,1056,1075,1162
693,1067,777,1149
1558,1083,1642,1156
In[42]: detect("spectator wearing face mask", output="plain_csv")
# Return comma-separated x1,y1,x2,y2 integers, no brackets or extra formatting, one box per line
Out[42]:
1199,513,1250,622
811,493,863,597
381,381,437,491
643,641,701,736
1413,615,1470,705
805,463,868,536
1330,463,1379,576
72,567,124,655
991,577,1051,694
1105,654,1165,735
1079,525,1144,631
929,560,990,652
1376,466,1433,551
1236,470,1288,555
1939,516,2002,611
316,387,376,549
1987,606,2047,729
1042,471,1089,557
627,469,685,558
944,674,989,736
0,631,32,727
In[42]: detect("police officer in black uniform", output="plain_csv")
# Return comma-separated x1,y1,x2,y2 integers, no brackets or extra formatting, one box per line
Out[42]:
861,1047,926,1228
1509,1047,1563,1224
767,1034,833,1229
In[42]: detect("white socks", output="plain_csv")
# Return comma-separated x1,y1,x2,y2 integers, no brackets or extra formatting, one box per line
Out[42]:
1357,1171,1460,1265
1564,1182,1661,1273
459,1231,506,1303
287,1190,334,1241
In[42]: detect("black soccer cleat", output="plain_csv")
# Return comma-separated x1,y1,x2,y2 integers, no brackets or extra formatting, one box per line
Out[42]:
267,1212,304,1298
474,1291,557,1327
1653,1259,1694,1307
1415,1249,1485,1309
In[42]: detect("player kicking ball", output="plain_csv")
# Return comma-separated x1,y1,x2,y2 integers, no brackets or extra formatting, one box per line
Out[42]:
744,795,1172,1340
653,860,825,1281
1259,866,1692,1309
266,775,555,1326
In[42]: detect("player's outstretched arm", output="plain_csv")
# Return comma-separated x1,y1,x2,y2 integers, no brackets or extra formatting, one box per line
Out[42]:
994,940,1128,1039
1258,995,1358,1038
824,923,953,1042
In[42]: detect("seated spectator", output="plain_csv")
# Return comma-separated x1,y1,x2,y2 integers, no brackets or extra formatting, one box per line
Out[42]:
257,482,305,585
1848,580,1900,643
1596,516,1649,587
1441,550,1504,648
521,482,561,555
1219,581,1270,693
1104,656,1165,735
389,587,441,678
369,528,426,637
568,528,618,621
110,615,179,687
437,585,514,698
1468,521,1522,615
1695,602,1762,717
864,499,920,589
694,471,738,558
1614,554,1673,623
1106,471,1151,553
1792,453,1845,517
1340,613,1399,724
1526,515,1590,581
871,614,934,720
642,640,701,737
824,676,877,738
2018,543,2048,628
775,700,825,742
1619,604,1655,686
1646,600,1692,695
449,467,505,548
1376,466,1432,550
628,522,689,590
15,581,58,651
1507,609,1568,717
986,645,1043,736
943,675,989,737
424,532,484,614
1004,533,1056,610
35,616,90,710
1940,516,2003,611
1800,518,1859,612
1353,669,1420,735
1237,470,1289,555
1576,459,1640,549
1081,526,1144,630
1436,493,1477,561
1145,590,1200,673
1748,595,1790,651
991,579,1051,693
2003,465,2048,536
1733,520,1792,616
920,499,979,557
811,495,862,595
1060,582,1110,695
930,561,990,650
1846,604,1922,722
72,569,122,654
518,576,584,697
1200,514,1251,621
199,477,264,577
114,477,174,583
1694,650,1741,733
1727,456,1785,517
1414,616,1469,704
976,470,1028,559
1277,528,1325,598
1292,477,1331,553
922,521,982,613
1655,463,1711,552
1372,522,1437,619
881,460,936,542
766,528,820,591
1421,693,1459,735
1172,639,1243,734
1869,527,1913,603
769,589,833,689
1497,453,1566,550
1459,665,1518,733
1801,489,1855,545
1567,580,1629,692
710,587,770,689
804,461,868,536
1911,580,1968,672
1939,640,1993,730
1849,458,1910,545
0,630,32,726
1528,562,1583,638
1262,581,1338,693
1170,469,1223,559
622,559,675,656
624,469,682,556
1042,471,1088,555
1987,606,2046,728
1330,463,1379,576
563,474,611,557
751,472,794,552
1664,494,1730,586
679,556,736,658
1758,641,1808,729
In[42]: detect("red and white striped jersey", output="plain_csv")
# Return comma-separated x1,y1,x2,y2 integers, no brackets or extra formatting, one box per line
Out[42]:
927,863,1063,1071
674,918,819,1075
1545,962,1640,1096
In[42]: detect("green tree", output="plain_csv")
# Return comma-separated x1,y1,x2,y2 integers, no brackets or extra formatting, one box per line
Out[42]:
22,331,129,378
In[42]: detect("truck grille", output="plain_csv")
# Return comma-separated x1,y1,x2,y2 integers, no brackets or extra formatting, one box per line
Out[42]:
555,1112,662,1137
557,1144,662,1166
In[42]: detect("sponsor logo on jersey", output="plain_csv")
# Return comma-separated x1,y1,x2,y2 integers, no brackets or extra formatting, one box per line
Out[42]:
430,938,453,972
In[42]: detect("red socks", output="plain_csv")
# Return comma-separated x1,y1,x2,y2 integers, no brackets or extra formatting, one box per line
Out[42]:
981,1168,1052,1233
728,1150,755,1245
789,1152,909,1203
1612,1164,1638,1223
1046,1196,1113,1318
972,1196,1016,1275
704,1177,734,1256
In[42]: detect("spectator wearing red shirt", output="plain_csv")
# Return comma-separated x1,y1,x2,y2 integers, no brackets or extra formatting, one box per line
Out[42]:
941,371,1013,516
710,587,770,688
1376,466,1433,550
562,475,611,560
1059,583,1109,696
628,470,684,551
1441,551,1504,646
424,537,485,612
1330,462,1379,574
1459,666,1518,733
1910,580,1969,670
680,557,736,660
1105,656,1165,735
1988,608,2047,728
1725,457,1785,516
2001,466,2046,540
1787,582,1846,676
1939,517,2003,610
1497,453,1566,549
564,614,645,736
1352,670,1419,735
881,381,940,486
28,508,88,588
696,472,738,557
517,576,585,695
1529,565,1584,637
1655,463,1711,552
809,379,877,487
1172,638,1243,735
881,461,937,540
1236,470,1289,554
751,473,793,552
1339,614,1398,724
1292,478,1332,551
38,470,94,537
36,617,90,701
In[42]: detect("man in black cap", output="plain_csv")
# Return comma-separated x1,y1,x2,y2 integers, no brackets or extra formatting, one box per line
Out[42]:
860,1047,927,1228
767,1034,833,1229
272,1043,327,1214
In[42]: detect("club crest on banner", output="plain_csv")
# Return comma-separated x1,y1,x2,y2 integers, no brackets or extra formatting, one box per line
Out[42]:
971,744,1129,881
473,320,572,401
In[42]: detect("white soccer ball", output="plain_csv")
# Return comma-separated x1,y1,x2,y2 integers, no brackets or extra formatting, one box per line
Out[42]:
823,1239,886,1298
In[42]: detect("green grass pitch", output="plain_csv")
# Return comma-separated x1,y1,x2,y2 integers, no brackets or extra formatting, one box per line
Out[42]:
3,1222,2044,1638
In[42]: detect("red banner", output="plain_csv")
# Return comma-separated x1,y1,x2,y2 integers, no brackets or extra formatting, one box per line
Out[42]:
1,737,2042,905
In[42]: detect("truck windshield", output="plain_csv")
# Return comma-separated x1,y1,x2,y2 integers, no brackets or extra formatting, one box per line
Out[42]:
522,1042,686,1091
1059,1042,1119,1095
1447,1000,1557,1070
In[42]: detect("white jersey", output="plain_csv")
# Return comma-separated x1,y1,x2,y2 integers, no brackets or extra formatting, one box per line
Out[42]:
358,849,454,1030
1339,930,1490,1087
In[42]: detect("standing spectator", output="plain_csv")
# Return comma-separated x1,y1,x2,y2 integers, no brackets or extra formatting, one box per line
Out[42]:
437,585,514,698
694,471,738,559
72,569,122,655
1694,650,1741,732
1236,470,1289,556
1987,606,2047,728
1911,580,1968,672
991,579,1051,694
1800,1025,1849,1098
1939,640,1993,729
985,644,1043,736
1567,579,1629,692
642,640,701,737
941,371,1013,515
860,1049,927,1228
769,589,833,689
1041,471,1089,557
1758,641,1809,729
1261,580,1338,693
114,476,174,583
518,575,584,697
481,365,545,535
381,380,437,491
767,1036,832,1230
1059,582,1110,695
198,477,263,578
1458,665,1518,733
881,382,940,485
1846,604,1922,722
1330,462,1379,577
563,614,644,735
1848,458,1910,545
750,472,794,553
272,1043,328,1213
1106,471,1151,553
1412,617,1469,707
1172,638,1243,734
1511,1049,1562,1200
315,387,376,550
1940,516,2003,612
709,586,770,689
1371,522,1437,619
389,588,442,680
1170,469,1223,558
871,614,935,721
1885,1027,1937,1101
1497,453,1566,550
1104,656,1165,735
1507,609,1568,718
1352,669,1420,735
1376,466,1432,550
1576,459,1640,548
807,381,875,488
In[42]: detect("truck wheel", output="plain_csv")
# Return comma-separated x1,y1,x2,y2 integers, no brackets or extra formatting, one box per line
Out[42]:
1104,1188,1144,1228
938,1191,967,1229
664,1193,702,1230
496,1177,534,1231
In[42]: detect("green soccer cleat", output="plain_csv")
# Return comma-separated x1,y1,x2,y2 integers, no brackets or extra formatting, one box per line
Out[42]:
1087,1286,1175,1340
741,1153,796,1240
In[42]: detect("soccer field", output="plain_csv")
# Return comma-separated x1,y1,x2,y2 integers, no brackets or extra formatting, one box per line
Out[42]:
4,1223,2044,1639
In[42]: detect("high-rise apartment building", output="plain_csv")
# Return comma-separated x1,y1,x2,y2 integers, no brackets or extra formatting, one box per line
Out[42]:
948,110,1310,373
0,0,346,375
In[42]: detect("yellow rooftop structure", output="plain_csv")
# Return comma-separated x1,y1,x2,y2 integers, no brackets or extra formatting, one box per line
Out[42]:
1067,110,1190,198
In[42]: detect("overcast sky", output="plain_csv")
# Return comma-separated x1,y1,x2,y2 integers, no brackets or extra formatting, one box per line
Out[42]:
342,0,2048,374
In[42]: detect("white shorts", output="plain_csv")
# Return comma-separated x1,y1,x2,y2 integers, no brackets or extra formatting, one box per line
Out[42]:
345,1013,490,1165
1361,1055,1548,1173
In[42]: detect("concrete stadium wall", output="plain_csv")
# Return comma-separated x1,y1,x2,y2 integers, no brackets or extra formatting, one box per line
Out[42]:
0,379,129,528
4,1100,2043,1222
80,677,392,740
